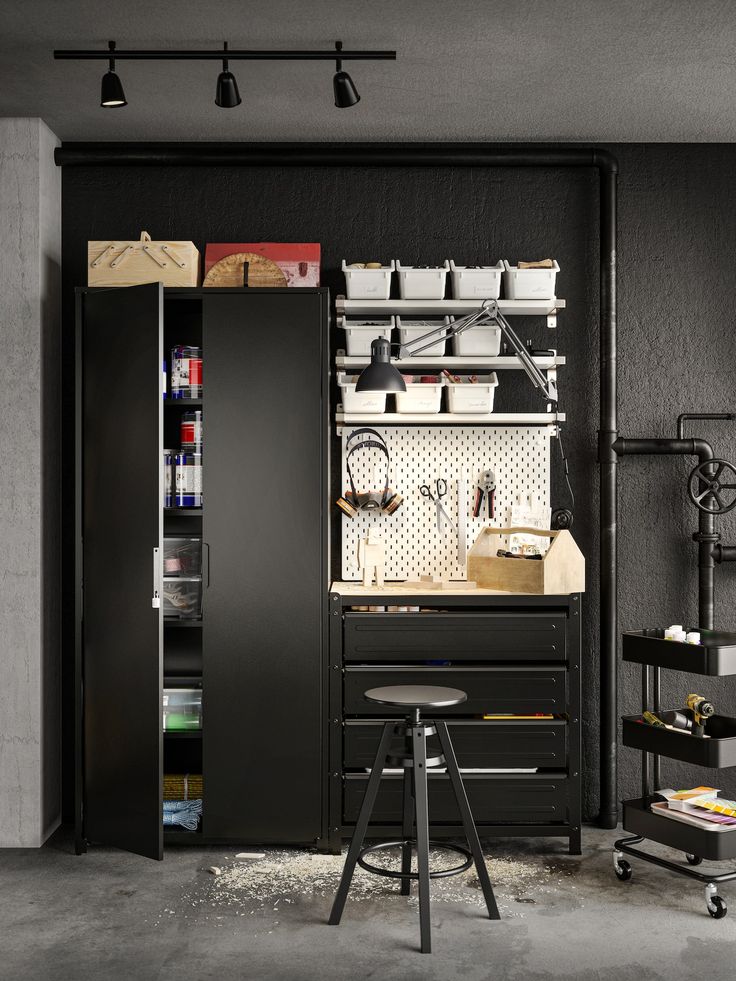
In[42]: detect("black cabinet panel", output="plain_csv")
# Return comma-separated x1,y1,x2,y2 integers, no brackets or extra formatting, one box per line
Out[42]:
80,284,163,860
344,719,567,769
344,665,567,716
344,613,565,662
202,292,326,843
344,773,570,824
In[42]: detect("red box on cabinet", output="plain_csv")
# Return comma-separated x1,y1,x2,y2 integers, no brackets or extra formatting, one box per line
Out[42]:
203,242,321,287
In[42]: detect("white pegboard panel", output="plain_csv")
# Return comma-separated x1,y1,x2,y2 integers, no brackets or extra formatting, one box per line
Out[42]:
340,426,552,581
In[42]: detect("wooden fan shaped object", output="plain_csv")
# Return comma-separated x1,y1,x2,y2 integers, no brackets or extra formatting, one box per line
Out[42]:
203,252,288,287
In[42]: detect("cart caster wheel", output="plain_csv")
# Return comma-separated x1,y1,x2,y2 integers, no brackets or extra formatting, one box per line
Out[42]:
686,853,703,866
708,896,728,919
614,859,632,881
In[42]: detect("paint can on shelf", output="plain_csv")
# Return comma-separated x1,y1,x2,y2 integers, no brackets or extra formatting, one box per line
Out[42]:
171,345,202,399
180,410,203,451
175,451,203,508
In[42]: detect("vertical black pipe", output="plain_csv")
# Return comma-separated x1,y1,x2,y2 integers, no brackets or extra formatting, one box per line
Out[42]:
596,154,619,830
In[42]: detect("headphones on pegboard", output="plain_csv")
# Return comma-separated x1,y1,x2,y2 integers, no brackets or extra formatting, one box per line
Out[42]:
336,428,404,519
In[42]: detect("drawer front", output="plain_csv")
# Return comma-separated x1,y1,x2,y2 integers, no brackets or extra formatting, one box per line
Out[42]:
344,719,567,769
344,612,565,663
344,774,569,824
344,665,567,716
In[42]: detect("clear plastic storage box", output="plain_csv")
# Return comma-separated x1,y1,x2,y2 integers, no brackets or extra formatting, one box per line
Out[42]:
395,377,445,414
445,373,499,414
502,260,559,300
449,260,504,299
396,261,450,300
342,261,395,300
163,688,202,731
397,317,451,358
337,373,387,414
163,538,202,577
338,317,395,357
163,576,202,619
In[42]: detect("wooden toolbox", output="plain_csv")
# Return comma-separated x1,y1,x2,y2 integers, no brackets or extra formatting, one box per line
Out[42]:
88,231,200,287
467,526,585,594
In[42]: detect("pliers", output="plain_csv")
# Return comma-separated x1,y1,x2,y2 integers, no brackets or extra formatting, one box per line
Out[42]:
473,469,496,520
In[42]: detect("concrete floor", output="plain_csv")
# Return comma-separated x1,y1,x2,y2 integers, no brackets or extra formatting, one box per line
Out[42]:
2,827,735,981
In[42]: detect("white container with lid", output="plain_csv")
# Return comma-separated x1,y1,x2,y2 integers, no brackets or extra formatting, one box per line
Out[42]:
342,261,395,300
338,316,394,357
445,373,499,414
449,260,504,299
502,260,559,300
396,261,450,300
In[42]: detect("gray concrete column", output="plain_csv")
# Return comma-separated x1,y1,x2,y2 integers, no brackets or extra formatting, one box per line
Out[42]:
0,118,61,846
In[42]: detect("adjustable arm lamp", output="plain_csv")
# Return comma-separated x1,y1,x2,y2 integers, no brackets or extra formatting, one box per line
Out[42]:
355,300,557,404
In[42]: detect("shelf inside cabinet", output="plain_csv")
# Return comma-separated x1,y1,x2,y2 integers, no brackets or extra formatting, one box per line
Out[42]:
623,714,736,767
335,353,565,371
164,618,202,628
623,797,736,862
623,629,736,675
336,296,565,318
164,398,202,407
163,730,202,739
336,409,564,427
164,508,203,517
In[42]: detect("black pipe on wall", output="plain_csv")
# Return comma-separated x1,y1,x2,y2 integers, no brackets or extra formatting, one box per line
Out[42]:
55,141,620,828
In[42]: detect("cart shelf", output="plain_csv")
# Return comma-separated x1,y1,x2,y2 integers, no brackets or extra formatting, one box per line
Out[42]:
623,629,736,675
622,714,736,768
623,797,736,863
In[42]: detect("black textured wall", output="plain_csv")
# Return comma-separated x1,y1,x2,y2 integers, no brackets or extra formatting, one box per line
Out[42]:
61,145,736,823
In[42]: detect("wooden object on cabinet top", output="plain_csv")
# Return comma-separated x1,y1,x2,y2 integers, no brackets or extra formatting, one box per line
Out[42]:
467,527,585,595
88,232,199,288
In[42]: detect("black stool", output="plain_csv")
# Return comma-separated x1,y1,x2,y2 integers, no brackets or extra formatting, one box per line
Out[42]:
329,685,500,953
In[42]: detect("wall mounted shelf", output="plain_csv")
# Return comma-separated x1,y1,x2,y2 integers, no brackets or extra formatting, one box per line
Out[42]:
335,353,565,371
336,296,565,318
336,408,564,426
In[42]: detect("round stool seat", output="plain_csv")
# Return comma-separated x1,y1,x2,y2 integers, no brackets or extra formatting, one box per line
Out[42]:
364,685,467,709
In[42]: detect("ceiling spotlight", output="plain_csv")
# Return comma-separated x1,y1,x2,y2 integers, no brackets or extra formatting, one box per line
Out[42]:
215,41,242,108
333,40,360,108
100,41,127,107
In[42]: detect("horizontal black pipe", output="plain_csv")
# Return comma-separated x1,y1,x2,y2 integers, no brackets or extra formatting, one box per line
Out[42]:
677,413,736,440
54,142,619,170
54,49,396,61
713,545,736,563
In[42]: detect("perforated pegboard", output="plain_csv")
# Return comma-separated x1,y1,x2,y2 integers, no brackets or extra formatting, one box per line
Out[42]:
340,427,552,581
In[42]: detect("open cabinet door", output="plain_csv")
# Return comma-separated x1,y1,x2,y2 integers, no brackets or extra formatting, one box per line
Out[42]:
79,283,163,859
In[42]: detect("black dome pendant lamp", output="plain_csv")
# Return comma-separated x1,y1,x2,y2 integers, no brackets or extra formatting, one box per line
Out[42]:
215,41,242,108
100,40,127,107
333,40,360,108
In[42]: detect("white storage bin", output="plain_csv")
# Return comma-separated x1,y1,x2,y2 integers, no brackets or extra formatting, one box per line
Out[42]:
342,260,395,300
337,372,387,414
396,261,450,300
395,377,445,414
449,260,504,299
450,316,501,357
338,317,395,357
397,317,451,358
502,260,559,300
445,373,499,414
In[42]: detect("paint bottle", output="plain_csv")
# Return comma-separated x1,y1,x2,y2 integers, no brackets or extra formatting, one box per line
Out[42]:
175,451,203,508
180,410,203,451
171,346,203,399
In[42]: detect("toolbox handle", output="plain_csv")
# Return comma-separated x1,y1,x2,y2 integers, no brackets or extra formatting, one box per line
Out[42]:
479,526,559,538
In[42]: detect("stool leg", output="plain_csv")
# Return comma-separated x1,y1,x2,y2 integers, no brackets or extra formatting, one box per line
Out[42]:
400,765,414,896
328,722,394,926
412,724,432,954
436,721,500,921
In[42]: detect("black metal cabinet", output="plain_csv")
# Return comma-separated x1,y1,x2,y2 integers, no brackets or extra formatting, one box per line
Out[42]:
329,591,582,855
76,286,329,857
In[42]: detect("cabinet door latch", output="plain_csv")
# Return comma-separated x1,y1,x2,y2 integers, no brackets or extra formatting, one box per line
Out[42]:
152,546,161,609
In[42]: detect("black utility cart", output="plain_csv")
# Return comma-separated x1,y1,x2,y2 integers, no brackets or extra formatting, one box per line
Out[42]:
614,628,736,918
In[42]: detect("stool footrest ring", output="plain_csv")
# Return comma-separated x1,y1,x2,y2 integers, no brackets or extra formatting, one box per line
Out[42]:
357,840,473,880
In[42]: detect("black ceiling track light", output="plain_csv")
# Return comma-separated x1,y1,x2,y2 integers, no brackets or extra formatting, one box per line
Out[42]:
100,41,127,108
215,42,241,108
55,41,395,110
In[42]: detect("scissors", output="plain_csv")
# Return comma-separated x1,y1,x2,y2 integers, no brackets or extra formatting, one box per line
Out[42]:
420,478,456,534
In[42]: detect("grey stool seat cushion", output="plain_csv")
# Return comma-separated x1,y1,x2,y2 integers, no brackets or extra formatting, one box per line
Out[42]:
364,685,467,709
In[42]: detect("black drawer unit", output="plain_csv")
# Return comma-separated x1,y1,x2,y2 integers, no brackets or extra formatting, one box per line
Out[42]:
344,719,567,770
329,590,582,855
344,665,567,716
344,773,570,825
344,612,565,662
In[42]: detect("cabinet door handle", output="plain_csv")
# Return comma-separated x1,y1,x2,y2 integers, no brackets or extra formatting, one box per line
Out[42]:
203,542,211,588
152,546,161,609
